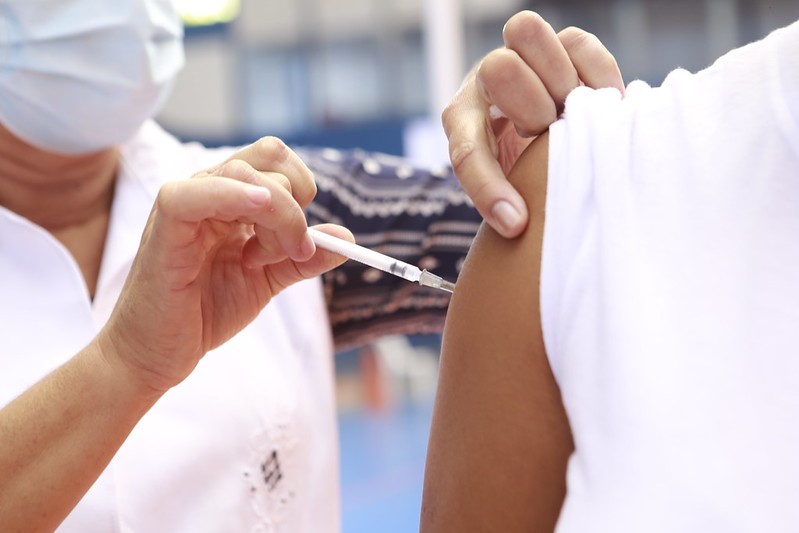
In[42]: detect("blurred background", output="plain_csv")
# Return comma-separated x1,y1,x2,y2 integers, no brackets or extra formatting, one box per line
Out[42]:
157,1,799,530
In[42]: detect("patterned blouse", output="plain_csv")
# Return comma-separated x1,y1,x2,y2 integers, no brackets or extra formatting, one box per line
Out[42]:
297,146,481,351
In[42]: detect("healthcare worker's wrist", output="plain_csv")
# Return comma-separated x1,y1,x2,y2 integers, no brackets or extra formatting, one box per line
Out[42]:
91,330,167,406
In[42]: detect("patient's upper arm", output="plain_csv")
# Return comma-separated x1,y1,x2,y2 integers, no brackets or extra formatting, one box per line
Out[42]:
421,132,572,533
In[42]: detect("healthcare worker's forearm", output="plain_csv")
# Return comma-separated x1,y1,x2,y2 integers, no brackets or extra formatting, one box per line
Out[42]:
0,337,161,532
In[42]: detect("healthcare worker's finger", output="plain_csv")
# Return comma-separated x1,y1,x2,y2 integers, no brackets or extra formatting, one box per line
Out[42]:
223,136,317,208
204,158,293,205
558,26,625,93
442,74,529,239
245,214,323,267
502,11,580,111
243,227,287,267
153,172,313,263
243,224,354,289
143,177,270,288
268,224,355,287
244,183,313,263
477,48,557,137
210,160,315,262
152,177,271,243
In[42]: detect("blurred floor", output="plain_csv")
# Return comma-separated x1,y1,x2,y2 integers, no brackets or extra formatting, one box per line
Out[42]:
339,401,433,532
335,336,440,532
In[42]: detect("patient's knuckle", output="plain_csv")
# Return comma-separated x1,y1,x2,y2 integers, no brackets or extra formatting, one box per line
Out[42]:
449,140,478,177
441,102,456,127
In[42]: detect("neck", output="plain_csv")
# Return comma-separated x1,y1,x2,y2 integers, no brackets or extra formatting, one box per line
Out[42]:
0,125,118,229
0,124,119,297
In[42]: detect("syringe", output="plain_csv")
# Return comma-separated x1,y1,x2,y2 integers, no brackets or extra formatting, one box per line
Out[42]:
308,228,456,293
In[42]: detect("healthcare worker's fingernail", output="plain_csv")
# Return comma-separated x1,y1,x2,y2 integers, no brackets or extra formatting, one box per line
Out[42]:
300,233,316,259
245,185,270,206
491,200,523,236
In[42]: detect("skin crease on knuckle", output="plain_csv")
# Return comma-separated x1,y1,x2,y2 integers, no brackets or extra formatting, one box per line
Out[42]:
440,102,460,139
191,164,219,180
219,159,258,184
441,74,482,135
448,140,479,180
257,192,306,254
275,256,308,292
245,229,281,269
256,136,318,206
266,171,293,196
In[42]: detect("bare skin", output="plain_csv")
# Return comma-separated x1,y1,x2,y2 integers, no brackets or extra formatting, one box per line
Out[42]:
421,133,572,532
0,124,118,297
0,11,619,528
0,127,351,532
444,10,623,238
422,13,625,528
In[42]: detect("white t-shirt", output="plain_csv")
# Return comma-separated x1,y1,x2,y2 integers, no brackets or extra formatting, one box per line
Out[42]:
0,122,340,532
543,21,799,532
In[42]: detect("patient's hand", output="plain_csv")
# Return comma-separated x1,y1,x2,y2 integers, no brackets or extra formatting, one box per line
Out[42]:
444,10,624,238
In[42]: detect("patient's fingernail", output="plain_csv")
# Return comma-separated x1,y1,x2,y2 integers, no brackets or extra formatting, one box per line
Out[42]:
492,200,523,236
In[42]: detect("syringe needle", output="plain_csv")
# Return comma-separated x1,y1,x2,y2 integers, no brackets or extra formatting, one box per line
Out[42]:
308,228,456,294
418,270,455,293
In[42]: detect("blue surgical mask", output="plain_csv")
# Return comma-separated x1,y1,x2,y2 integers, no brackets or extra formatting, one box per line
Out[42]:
0,0,185,155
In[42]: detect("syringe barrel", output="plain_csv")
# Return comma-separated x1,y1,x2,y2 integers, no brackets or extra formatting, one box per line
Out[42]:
308,228,422,283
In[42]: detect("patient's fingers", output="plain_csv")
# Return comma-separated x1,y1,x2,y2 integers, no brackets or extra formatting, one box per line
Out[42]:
442,68,529,238
477,48,557,138
502,11,580,111
558,26,625,93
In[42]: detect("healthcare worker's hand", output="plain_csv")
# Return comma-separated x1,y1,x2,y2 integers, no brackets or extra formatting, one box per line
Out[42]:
445,11,625,238
98,137,351,394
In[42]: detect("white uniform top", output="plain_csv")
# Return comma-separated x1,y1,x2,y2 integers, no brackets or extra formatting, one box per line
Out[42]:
0,121,340,532
543,21,799,532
